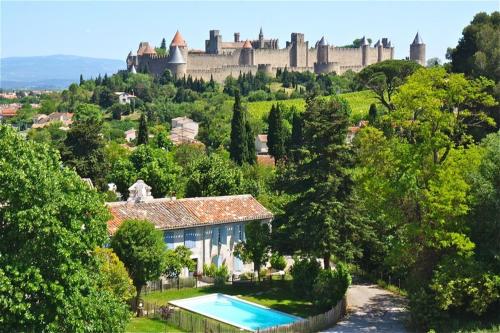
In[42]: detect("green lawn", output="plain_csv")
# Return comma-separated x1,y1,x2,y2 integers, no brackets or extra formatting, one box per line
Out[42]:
243,90,379,124
143,281,318,318
125,317,185,333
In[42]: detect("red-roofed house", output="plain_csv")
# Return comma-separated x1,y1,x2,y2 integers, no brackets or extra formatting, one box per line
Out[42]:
107,180,273,277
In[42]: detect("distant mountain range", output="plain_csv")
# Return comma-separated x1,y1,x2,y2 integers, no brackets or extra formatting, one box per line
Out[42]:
0,55,125,90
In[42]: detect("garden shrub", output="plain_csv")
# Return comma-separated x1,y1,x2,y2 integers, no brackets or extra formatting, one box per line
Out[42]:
214,264,229,287
203,263,216,278
270,253,287,271
312,262,351,310
290,257,321,298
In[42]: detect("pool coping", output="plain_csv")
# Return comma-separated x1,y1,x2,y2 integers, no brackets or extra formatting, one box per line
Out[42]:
168,293,303,332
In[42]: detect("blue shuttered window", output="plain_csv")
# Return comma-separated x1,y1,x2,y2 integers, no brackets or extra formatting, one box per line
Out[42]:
219,226,227,245
233,224,241,242
211,227,219,246
164,231,174,249
184,229,196,249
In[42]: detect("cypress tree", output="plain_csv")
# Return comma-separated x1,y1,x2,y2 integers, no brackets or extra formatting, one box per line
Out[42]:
368,103,378,124
267,104,286,162
137,113,149,145
288,108,303,161
79,74,84,86
160,38,167,50
229,90,247,165
245,121,256,165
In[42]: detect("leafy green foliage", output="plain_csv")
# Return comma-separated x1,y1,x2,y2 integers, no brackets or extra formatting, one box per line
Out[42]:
229,90,248,165
0,125,129,332
234,221,271,278
313,263,351,310
95,247,135,302
270,253,287,271
164,246,195,279
111,219,166,302
185,153,244,197
290,257,321,298
357,59,421,110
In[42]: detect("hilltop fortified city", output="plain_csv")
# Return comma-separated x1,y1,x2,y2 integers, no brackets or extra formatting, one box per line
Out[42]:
126,29,426,81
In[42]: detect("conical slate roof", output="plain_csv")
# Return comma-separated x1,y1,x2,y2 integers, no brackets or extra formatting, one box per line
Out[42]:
361,36,369,46
242,40,253,49
130,65,137,74
169,46,186,64
318,36,328,46
171,30,186,47
374,39,382,47
412,32,424,45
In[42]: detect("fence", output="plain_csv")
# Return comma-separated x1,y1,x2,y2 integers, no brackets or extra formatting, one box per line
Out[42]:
257,297,347,333
143,277,197,294
143,303,244,333
142,296,346,333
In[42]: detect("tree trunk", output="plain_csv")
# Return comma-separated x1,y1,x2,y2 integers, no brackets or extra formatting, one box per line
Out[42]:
323,253,331,270
135,285,142,317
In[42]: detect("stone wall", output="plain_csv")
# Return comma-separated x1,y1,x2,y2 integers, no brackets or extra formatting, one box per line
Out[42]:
187,52,240,70
253,48,292,68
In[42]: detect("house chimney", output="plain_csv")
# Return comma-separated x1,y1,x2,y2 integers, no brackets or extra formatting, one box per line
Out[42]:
234,32,240,43
127,180,154,203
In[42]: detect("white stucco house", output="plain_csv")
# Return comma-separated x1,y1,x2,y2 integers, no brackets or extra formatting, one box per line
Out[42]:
115,92,136,105
107,180,273,277
124,128,137,142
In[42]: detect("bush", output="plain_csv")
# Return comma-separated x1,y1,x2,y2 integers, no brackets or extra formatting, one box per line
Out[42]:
247,90,269,102
290,257,321,298
203,263,217,278
313,262,351,310
214,264,229,287
270,253,287,271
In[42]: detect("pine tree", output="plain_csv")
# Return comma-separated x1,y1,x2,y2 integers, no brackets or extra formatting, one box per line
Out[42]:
229,90,247,165
267,104,286,162
137,113,149,145
160,38,167,50
79,74,85,86
282,96,358,269
245,121,256,165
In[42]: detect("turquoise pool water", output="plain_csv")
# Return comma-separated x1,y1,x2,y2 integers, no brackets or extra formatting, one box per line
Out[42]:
169,293,302,331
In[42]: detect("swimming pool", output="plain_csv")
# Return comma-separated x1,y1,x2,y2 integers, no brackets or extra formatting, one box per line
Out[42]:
169,293,302,331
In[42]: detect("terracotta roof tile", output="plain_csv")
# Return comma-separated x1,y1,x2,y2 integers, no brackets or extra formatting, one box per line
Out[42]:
242,40,253,49
171,31,186,47
107,195,272,234
257,154,275,166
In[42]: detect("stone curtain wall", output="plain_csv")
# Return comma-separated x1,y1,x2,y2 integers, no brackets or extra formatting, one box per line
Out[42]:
187,52,240,70
253,48,293,68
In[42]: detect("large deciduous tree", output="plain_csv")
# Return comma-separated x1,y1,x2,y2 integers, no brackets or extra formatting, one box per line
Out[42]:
61,103,108,189
185,154,244,197
0,125,129,332
111,219,166,311
357,59,421,110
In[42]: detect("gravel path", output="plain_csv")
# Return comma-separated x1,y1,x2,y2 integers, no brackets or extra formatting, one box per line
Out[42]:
322,284,408,333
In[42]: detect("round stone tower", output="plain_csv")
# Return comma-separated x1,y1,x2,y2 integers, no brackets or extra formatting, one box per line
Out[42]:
317,36,329,64
168,46,187,78
361,36,370,67
170,30,188,64
240,40,254,66
410,32,426,66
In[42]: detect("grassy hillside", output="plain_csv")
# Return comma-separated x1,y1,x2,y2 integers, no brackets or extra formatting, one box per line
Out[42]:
243,90,379,123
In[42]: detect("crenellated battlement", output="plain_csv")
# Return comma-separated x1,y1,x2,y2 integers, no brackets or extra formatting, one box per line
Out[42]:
127,29,424,82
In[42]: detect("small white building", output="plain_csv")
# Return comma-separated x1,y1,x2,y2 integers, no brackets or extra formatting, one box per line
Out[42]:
124,128,137,142
107,180,273,277
115,92,136,105
255,134,268,154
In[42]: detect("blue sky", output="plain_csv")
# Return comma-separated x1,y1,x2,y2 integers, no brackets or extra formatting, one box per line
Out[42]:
1,1,498,61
